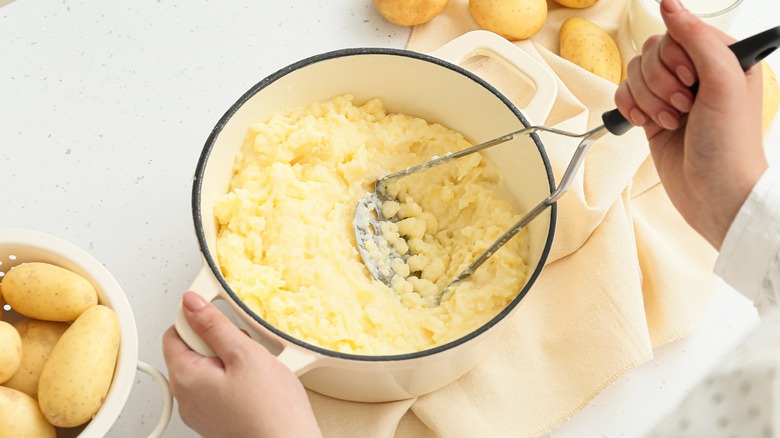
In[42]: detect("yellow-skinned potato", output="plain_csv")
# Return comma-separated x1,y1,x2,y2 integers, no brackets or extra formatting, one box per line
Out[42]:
2,262,98,321
3,319,69,399
763,61,779,133
38,305,120,428
553,0,599,8
373,0,448,26
559,18,621,84
0,321,22,384
0,386,56,438
38,304,120,427
469,0,547,41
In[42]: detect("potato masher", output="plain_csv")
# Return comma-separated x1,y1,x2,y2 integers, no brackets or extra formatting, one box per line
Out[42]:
354,26,780,304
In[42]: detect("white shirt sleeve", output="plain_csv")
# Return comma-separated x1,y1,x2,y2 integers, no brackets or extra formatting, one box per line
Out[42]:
714,167,780,315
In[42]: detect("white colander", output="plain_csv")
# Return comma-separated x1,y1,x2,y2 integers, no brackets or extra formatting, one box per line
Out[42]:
0,228,172,438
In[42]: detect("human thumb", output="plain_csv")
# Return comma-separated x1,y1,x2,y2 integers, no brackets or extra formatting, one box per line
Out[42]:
181,291,249,362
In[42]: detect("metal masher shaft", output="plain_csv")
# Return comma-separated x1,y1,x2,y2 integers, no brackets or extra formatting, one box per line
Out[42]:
374,124,590,192
433,124,609,303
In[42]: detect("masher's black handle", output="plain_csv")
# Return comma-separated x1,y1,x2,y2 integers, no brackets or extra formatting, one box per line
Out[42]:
602,25,780,136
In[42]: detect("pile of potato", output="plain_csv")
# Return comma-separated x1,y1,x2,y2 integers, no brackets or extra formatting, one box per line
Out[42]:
0,262,120,437
372,0,621,84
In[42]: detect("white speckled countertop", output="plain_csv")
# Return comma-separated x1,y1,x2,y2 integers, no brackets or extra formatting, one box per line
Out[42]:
1,1,778,436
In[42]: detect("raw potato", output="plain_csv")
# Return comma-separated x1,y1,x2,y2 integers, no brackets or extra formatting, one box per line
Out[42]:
3,319,69,399
38,305,120,428
2,262,98,321
0,321,22,383
373,0,448,26
553,0,598,8
559,17,621,84
469,0,547,41
763,61,779,133
0,386,56,438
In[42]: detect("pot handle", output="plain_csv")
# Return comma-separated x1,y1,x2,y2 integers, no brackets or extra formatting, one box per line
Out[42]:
276,346,319,376
428,30,558,125
173,267,320,376
136,361,173,438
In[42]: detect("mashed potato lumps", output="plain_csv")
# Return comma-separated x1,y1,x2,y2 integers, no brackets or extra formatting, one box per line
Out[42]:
214,95,529,355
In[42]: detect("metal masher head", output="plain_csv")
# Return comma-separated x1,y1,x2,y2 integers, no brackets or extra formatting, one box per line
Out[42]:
353,186,407,286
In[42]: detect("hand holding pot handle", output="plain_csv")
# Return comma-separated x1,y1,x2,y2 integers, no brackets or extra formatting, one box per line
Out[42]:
163,291,322,438
172,267,320,375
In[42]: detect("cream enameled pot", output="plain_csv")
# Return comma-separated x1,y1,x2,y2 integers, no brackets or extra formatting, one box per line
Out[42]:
175,30,559,403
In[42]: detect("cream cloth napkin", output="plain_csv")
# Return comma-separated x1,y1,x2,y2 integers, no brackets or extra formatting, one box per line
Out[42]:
307,1,718,436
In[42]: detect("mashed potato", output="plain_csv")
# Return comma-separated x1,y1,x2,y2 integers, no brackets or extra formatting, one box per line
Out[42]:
214,95,529,355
